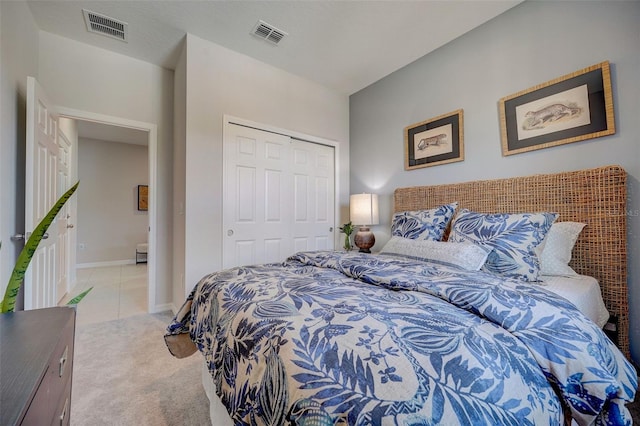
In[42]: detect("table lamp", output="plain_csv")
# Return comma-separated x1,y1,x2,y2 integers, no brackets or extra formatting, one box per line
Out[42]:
350,193,379,253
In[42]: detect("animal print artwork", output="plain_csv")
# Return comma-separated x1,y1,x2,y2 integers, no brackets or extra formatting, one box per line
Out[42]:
522,103,582,131
413,123,454,160
417,133,447,150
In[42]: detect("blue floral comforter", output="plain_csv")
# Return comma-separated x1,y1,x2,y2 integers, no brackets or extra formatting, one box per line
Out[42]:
166,251,637,425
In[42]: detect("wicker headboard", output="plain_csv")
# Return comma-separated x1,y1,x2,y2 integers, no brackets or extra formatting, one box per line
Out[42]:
394,165,629,358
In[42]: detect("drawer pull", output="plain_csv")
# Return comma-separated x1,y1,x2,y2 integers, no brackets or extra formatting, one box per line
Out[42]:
59,345,68,377
60,397,69,425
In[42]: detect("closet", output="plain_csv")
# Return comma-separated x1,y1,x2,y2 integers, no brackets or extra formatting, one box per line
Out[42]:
223,123,335,269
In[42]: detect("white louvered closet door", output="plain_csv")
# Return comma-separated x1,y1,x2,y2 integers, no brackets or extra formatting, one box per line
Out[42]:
223,123,335,269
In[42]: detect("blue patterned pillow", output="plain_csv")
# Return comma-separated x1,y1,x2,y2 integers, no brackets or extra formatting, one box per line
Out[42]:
448,209,558,281
391,203,458,241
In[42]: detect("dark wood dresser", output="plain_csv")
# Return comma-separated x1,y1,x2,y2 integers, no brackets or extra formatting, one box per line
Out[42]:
1,307,76,425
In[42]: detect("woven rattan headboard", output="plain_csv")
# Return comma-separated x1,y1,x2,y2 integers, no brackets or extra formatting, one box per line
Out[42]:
394,165,629,358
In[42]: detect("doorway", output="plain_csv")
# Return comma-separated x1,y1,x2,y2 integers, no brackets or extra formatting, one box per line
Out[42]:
58,107,158,313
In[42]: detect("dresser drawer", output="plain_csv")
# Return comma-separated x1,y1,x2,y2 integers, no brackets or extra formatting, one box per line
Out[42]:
0,308,76,426
20,312,74,425
47,317,75,413
20,372,51,425
51,379,72,426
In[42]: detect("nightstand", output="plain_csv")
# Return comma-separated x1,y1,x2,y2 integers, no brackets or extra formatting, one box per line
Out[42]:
1,307,76,425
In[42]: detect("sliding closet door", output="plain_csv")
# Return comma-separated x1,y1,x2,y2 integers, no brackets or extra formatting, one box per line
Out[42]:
291,140,335,252
223,123,335,269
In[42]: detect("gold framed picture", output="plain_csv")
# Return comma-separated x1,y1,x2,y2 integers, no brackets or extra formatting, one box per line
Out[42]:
499,61,615,156
137,185,148,211
404,109,464,170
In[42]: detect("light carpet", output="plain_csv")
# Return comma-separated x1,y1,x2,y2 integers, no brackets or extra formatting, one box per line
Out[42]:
71,312,211,425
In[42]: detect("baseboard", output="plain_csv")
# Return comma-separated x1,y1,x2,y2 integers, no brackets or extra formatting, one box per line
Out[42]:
152,303,174,314
77,259,136,269
170,303,179,315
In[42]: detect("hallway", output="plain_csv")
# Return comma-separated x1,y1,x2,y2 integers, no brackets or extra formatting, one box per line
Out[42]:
60,264,147,326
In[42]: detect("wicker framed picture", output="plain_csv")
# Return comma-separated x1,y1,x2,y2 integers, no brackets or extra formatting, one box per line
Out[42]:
404,109,464,170
499,61,614,156
137,185,148,211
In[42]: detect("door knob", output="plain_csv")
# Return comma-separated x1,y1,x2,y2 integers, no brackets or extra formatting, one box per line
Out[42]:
67,224,74,228
11,232,48,241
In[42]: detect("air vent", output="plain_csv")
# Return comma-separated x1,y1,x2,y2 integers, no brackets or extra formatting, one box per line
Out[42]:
251,20,287,45
83,9,128,42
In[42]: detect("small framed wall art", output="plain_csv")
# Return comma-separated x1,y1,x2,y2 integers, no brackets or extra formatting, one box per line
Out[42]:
404,109,464,170
137,185,148,211
499,61,614,156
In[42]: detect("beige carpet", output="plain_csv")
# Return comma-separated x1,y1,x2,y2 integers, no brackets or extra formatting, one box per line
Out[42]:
71,312,211,425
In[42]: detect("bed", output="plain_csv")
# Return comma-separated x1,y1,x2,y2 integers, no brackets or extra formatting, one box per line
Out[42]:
166,165,637,425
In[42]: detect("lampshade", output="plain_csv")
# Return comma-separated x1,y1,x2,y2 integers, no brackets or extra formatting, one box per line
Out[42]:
350,193,379,226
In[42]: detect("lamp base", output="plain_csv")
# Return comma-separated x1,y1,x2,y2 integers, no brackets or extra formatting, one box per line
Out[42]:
354,227,375,253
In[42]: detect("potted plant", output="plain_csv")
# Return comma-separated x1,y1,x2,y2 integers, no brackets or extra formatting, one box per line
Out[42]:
339,221,354,251
1,182,91,313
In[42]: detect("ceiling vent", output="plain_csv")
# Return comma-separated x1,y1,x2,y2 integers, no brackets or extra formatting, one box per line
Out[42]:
83,9,128,42
251,20,287,45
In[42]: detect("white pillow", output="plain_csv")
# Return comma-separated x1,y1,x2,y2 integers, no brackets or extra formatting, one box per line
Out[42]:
380,236,489,271
539,222,586,276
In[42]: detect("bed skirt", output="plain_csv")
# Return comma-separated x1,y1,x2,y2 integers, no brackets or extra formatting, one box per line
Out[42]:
202,362,233,426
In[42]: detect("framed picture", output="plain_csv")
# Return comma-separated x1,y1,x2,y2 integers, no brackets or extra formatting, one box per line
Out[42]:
404,109,464,170
137,185,148,211
499,61,614,156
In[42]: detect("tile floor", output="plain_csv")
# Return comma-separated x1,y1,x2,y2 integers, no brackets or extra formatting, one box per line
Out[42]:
59,263,148,326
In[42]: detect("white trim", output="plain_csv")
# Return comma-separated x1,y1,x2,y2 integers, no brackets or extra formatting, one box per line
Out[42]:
76,259,135,269
225,114,340,147
223,115,342,249
169,303,180,315
57,107,159,314
155,303,174,313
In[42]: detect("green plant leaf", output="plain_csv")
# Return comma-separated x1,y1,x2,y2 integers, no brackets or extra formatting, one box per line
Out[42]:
66,286,93,305
1,182,79,313
339,221,354,235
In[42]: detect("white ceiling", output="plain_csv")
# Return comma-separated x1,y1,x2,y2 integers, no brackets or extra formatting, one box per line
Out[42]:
26,0,522,96
29,1,522,145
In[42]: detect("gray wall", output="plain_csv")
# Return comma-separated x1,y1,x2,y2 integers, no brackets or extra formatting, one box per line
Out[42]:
77,138,149,264
0,1,40,307
350,1,640,363
172,44,187,308
37,31,174,310
177,34,350,298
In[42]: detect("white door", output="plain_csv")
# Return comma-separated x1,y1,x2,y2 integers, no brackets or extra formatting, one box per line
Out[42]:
291,139,335,252
55,129,72,302
24,76,61,309
223,123,335,269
